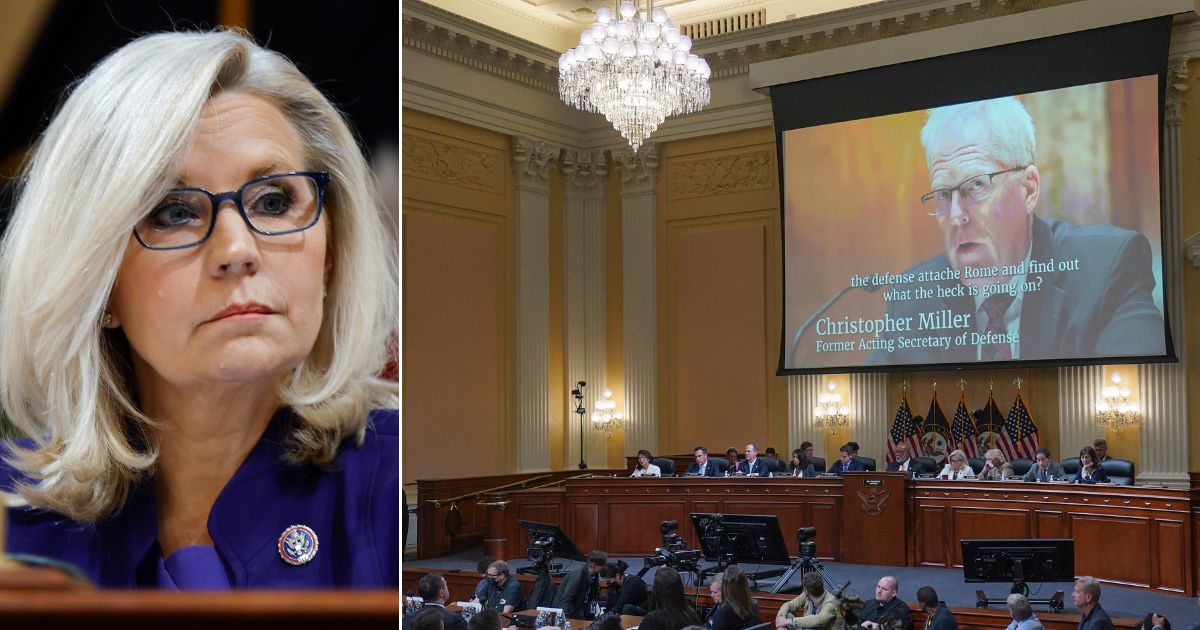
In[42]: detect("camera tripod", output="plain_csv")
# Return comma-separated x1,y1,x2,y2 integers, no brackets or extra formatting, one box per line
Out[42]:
770,552,837,593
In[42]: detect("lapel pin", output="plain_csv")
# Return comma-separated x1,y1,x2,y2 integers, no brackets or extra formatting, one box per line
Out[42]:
278,524,319,566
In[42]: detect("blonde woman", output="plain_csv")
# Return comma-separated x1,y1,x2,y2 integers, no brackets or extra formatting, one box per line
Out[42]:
0,31,397,588
979,448,1014,481
937,450,976,480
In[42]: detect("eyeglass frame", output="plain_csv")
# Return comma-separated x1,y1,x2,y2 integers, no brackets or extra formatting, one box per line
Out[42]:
920,167,1028,217
132,171,330,250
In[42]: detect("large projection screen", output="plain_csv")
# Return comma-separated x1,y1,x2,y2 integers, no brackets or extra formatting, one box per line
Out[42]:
774,17,1176,374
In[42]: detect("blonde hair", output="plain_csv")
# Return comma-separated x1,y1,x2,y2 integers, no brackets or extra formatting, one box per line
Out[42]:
984,448,1007,464
0,30,397,521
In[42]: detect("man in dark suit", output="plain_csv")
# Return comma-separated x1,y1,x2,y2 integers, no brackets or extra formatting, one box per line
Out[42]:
828,443,865,475
1072,576,1114,630
868,96,1164,366
684,446,721,477
553,549,607,620
1022,447,1065,482
738,443,766,477
886,443,919,473
405,572,468,630
858,576,913,630
916,586,957,630
1093,438,1111,462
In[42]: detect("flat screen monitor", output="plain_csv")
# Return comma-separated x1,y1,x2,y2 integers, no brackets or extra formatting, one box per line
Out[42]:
960,538,1074,583
688,513,792,565
773,16,1176,374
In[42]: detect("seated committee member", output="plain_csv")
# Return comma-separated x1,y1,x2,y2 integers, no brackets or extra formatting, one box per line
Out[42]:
886,443,919,473
710,566,759,630
405,573,468,630
858,576,913,630
631,449,662,477
1022,448,1065,482
637,567,702,630
1004,594,1042,630
1073,576,1114,630
979,448,1015,481
685,446,722,477
867,96,1164,365
554,550,607,620
1073,446,1109,484
0,31,397,589
1093,438,1111,462
776,572,844,630
738,443,766,476
726,448,741,470
938,450,976,480
788,448,817,477
599,560,647,616
484,561,526,614
800,441,815,459
828,444,866,475
917,586,958,630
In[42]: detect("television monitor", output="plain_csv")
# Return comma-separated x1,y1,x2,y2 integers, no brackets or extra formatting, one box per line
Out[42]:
773,16,1176,374
960,538,1074,583
688,513,792,565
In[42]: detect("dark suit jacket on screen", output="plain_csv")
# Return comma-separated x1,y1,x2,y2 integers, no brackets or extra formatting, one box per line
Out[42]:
868,216,1165,365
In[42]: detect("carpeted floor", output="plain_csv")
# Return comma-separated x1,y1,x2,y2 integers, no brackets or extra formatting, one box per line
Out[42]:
404,545,1200,623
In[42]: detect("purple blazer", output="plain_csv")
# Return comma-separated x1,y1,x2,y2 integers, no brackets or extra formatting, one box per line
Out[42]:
2,408,398,588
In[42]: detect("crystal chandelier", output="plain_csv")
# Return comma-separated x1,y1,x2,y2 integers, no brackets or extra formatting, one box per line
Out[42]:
1096,372,1138,433
592,388,625,436
813,382,849,434
558,1,711,152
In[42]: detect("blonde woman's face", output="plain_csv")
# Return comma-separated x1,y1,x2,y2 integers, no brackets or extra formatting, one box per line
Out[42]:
110,92,327,394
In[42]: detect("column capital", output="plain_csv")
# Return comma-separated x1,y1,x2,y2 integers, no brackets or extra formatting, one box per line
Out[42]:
514,136,559,191
612,144,659,195
562,149,608,194
1165,57,1190,125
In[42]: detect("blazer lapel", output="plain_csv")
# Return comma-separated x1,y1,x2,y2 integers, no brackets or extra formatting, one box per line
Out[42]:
1019,216,1065,358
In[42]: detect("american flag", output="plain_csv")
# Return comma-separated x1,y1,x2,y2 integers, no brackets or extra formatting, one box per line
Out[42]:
976,393,1017,461
920,393,953,465
885,391,921,465
1006,391,1040,460
950,394,980,458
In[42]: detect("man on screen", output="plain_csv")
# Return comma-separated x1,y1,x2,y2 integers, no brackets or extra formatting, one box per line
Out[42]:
869,96,1164,365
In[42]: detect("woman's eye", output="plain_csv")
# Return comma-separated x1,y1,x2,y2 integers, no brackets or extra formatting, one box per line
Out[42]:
150,201,200,228
249,187,294,216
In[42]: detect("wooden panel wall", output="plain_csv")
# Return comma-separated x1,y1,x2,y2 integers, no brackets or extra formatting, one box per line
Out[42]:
402,109,515,485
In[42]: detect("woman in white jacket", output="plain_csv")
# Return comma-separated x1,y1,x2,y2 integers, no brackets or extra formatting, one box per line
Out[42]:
937,449,976,480
631,449,662,477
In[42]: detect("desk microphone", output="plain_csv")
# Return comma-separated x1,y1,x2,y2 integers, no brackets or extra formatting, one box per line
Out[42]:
788,282,881,365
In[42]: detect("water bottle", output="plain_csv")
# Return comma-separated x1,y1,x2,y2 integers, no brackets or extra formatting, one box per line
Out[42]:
534,610,546,629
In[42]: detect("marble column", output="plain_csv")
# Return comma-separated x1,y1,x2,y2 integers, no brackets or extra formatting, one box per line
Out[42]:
513,137,558,472
850,372,890,462
562,149,609,469
613,145,659,456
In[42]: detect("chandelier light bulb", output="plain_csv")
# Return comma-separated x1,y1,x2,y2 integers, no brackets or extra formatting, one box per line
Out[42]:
596,7,612,23
651,7,667,23
619,1,637,18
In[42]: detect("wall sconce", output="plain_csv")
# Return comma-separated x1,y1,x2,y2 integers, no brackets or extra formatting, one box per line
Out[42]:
1096,372,1138,433
813,382,849,434
592,388,624,437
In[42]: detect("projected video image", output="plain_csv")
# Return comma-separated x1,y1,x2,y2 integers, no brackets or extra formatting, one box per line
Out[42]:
782,76,1165,371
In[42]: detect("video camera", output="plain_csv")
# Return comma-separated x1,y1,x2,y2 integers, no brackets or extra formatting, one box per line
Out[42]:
527,535,556,565
641,520,701,574
796,527,818,559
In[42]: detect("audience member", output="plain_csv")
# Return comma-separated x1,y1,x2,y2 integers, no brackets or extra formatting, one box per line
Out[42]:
637,567,702,630
706,573,723,626
775,572,844,629
474,555,496,602
1022,448,1065,482
554,550,608,620
788,448,817,477
938,450,976,480
886,443,919,473
1093,438,1110,462
829,443,866,475
979,449,1014,481
631,449,662,477
858,575,912,630
916,586,957,630
468,609,503,630
1004,594,1042,630
686,446,722,477
484,561,526,614
599,560,648,615
405,573,467,630
588,616,624,630
1073,446,1110,484
739,443,766,476
1073,577,1113,630
710,566,759,630
1140,613,1170,630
